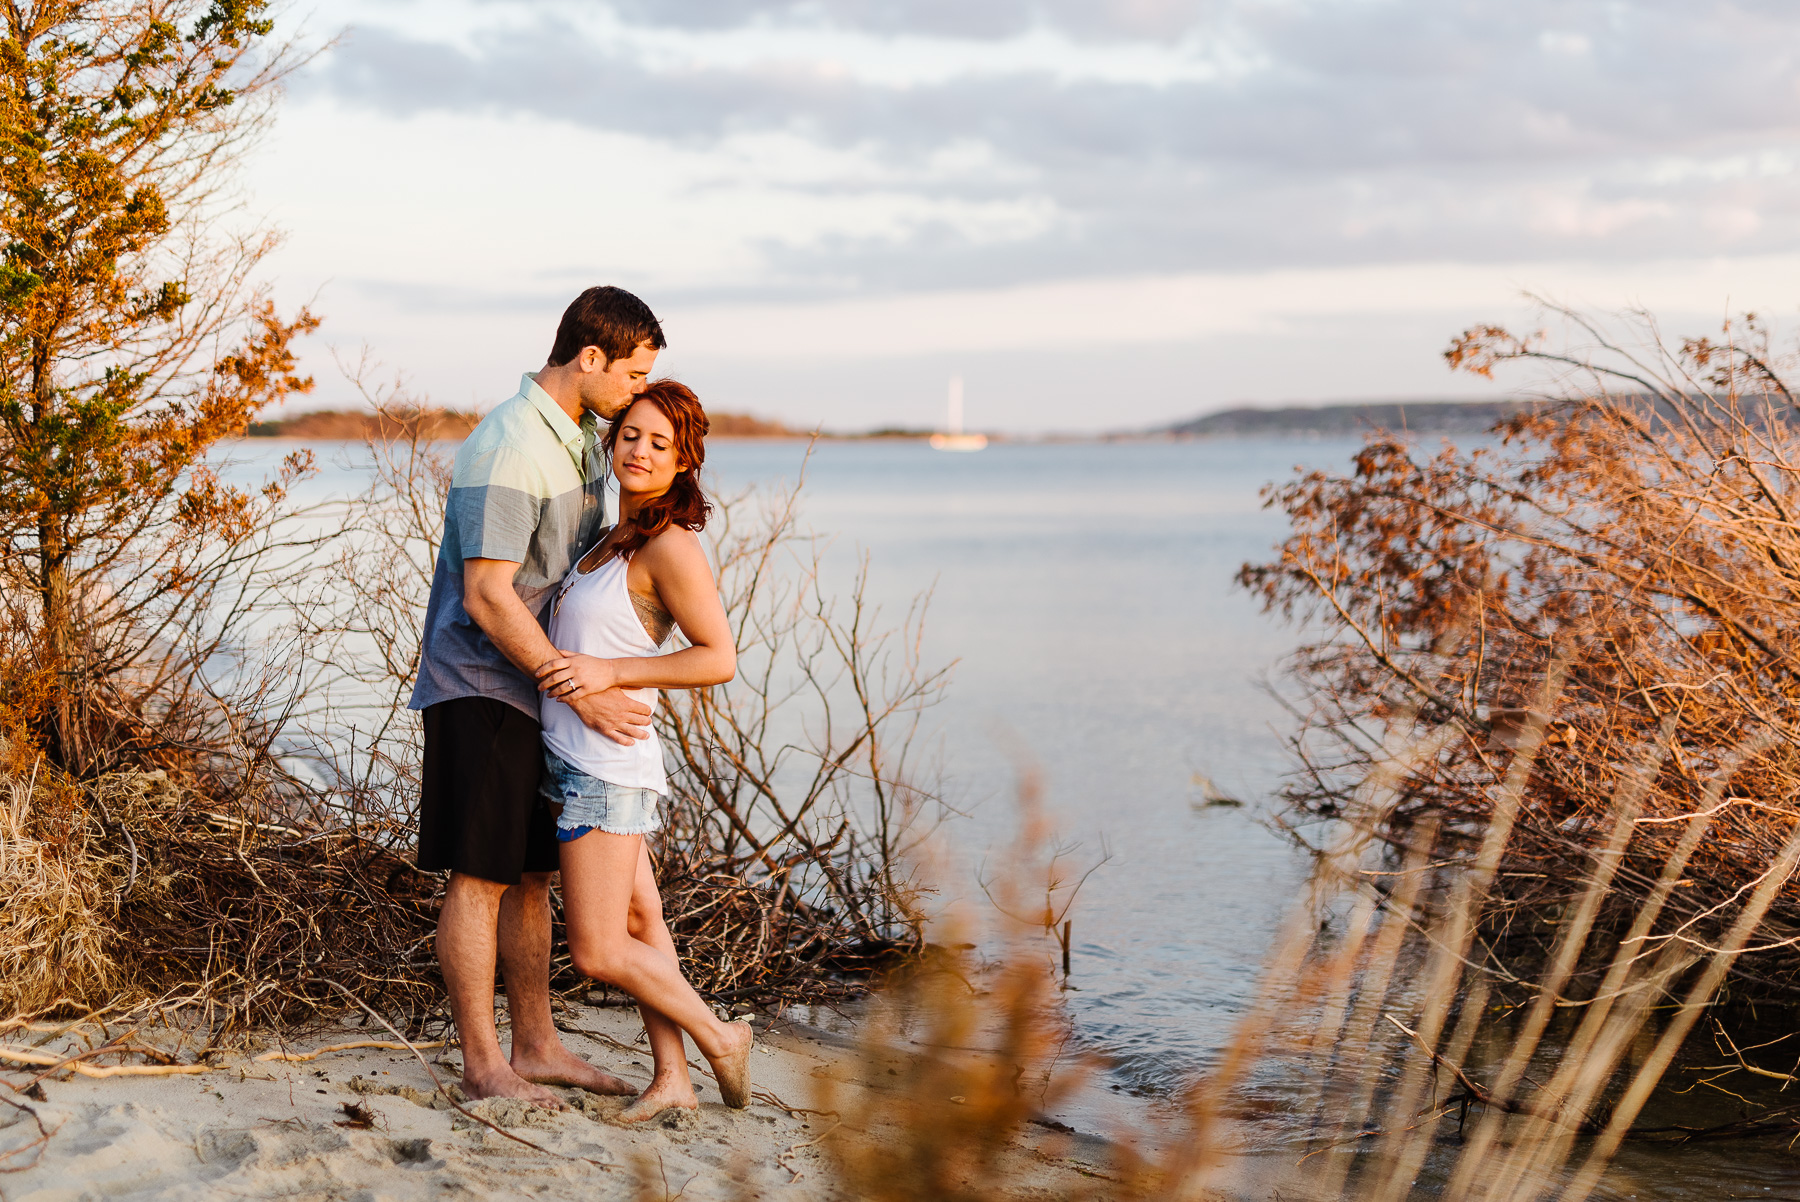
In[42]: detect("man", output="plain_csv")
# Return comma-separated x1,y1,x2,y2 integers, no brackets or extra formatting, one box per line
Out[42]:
410,286,662,1104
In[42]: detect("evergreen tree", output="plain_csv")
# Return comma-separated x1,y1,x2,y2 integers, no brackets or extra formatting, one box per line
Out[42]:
0,1,317,769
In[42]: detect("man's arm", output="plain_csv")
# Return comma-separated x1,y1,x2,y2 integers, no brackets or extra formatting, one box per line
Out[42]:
461,558,651,744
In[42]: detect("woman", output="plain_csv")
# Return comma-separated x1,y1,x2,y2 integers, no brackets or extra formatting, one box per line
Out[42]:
533,379,753,1122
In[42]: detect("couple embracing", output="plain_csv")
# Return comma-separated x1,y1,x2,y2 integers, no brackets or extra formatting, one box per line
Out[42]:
408,286,752,1122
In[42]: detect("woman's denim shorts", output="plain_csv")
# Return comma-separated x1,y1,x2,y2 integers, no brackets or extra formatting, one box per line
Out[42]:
541,749,663,840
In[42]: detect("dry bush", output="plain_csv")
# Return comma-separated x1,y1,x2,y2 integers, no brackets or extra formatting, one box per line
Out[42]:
276,362,454,830
95,772,444,1030
0,375,428,1031
1239,305,1800,998
0,443,403,1030
0,743,442,1029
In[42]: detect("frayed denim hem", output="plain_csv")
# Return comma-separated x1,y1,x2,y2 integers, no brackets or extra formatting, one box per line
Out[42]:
542,748,663,838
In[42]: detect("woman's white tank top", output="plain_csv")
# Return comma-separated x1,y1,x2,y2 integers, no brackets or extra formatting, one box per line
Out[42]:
540,550,670,793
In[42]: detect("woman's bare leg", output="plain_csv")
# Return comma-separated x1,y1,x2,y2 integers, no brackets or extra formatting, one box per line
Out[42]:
561,829,754,1107
621,844,701,1120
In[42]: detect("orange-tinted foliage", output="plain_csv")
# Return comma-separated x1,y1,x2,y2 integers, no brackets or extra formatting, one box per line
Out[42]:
1243,308,1800,993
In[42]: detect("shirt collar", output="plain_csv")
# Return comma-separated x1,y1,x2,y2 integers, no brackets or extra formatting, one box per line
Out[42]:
521,372,598,473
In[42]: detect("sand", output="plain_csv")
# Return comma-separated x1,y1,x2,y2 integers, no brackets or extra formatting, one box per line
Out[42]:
0,1003,1119,1201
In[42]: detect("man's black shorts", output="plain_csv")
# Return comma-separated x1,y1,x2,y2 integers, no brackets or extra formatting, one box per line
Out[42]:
417,697,559,884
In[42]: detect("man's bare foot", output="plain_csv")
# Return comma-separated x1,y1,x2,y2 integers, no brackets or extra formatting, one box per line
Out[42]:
706,1019,754,1110
460,1063,566,1109
616,1076,700,1125
513,1044,638,1097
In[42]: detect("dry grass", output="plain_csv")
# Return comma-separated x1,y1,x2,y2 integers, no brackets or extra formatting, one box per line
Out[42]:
0,753,122,1016
826,696,1800,1201
0,747,442,1030
819,785,1092,1200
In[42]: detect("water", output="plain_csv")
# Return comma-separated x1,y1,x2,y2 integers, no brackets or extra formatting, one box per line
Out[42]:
699,437,1325,1098
221,434,1798,1195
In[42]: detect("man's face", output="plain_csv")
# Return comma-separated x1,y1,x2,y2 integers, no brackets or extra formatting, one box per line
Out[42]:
577,341,659,418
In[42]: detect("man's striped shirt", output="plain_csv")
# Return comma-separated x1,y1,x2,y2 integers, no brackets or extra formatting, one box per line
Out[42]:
409,374,606,720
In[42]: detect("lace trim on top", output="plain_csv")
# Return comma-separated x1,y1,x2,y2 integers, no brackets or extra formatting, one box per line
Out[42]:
630,589,674,646
578,527,674,645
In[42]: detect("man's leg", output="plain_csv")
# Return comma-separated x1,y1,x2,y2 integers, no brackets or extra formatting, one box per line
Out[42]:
437,871,562,1106
498,870,636,1095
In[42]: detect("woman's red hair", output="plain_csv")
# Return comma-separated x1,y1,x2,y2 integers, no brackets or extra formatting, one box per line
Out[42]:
604,380,712,558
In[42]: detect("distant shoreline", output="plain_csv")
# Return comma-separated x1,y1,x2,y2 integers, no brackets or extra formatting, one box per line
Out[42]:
244,398,1531,443
1160,398,1535,439
244,409,814,441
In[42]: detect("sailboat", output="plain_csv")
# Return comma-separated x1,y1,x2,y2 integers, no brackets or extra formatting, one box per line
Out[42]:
929,375,987,452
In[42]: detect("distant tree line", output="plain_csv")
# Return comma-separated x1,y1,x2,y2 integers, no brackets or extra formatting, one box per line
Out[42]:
1165,399,1539,438
248,407,805,439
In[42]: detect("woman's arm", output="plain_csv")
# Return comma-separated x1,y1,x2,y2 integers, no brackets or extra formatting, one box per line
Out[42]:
536,529,736,702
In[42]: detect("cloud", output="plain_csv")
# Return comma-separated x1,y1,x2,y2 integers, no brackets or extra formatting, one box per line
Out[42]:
582,0,1222,42
295,1,1800,297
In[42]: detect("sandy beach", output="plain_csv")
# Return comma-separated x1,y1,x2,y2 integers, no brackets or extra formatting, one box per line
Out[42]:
0,1003,1127,1200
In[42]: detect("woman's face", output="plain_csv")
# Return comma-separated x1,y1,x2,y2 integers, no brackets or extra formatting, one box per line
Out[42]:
612,399,685,499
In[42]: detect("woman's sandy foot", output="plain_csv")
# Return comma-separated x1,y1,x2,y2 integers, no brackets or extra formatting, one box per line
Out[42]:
616,1076,700,1125
512,1045,637,1096
460,1063,566,1109
707,1019,755,1109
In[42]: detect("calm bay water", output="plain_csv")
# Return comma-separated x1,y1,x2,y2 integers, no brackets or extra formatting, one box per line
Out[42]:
701,437,1328,1097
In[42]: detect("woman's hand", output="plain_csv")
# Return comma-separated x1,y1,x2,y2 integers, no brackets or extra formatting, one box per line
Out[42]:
536,650,618,704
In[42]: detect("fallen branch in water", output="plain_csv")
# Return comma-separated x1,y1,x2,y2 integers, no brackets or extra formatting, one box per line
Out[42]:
1384,1013,1604,1134
1386,1012,1800,1144
1693,1023,1800,1085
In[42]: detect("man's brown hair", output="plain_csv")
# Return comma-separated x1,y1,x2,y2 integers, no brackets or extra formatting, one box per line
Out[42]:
546,285,666,367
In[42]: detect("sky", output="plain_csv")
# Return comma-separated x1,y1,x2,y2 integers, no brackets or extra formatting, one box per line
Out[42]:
248,0,1800,433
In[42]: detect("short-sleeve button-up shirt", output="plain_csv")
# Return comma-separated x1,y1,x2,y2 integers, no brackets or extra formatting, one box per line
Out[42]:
409,373,607,720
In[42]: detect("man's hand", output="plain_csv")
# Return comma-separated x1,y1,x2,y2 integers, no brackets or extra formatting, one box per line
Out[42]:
461,561,651,744
538,651,651,744
563,687,653,746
